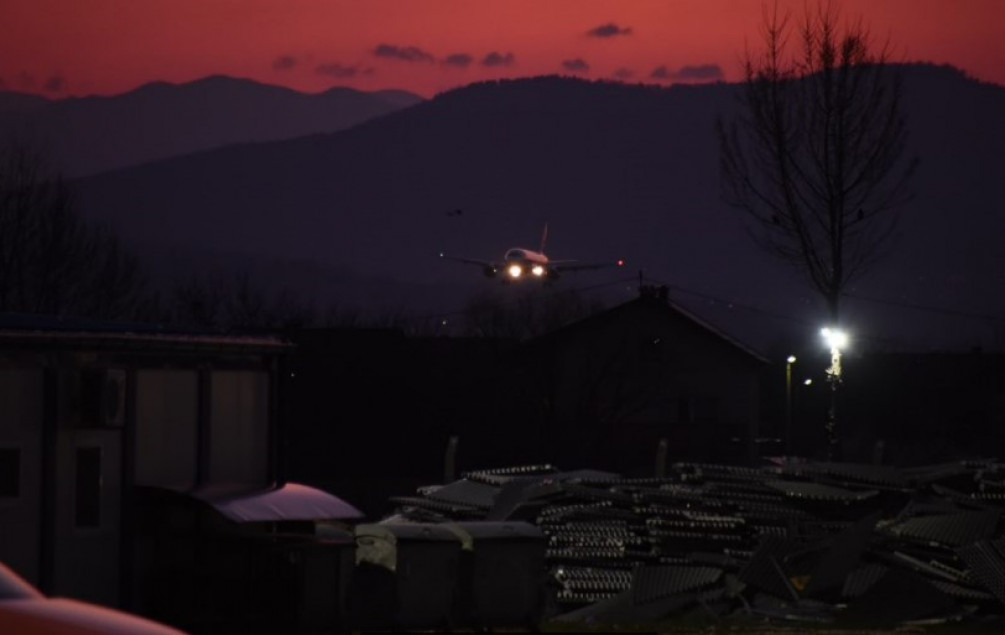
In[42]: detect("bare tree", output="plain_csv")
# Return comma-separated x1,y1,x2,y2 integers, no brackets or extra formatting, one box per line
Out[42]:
462,287,605,339
169,271,318,329
0,140,148,319
718,3,916,323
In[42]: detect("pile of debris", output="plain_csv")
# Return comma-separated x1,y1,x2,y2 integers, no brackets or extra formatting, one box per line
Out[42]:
382,459,1005,629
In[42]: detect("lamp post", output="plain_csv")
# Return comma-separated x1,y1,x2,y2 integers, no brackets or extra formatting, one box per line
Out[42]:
785,355,796,455
821,327,848,460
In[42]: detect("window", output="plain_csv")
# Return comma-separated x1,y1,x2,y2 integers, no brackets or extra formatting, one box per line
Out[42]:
75,447,101,528
0,448,19,498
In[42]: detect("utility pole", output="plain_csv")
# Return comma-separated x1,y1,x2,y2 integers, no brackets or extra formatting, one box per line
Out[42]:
785,355,796,454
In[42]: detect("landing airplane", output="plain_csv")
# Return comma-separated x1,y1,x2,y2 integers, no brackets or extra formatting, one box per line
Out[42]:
440,225,625,281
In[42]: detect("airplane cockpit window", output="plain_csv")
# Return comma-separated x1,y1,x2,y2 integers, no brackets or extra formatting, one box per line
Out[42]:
505,249,525,259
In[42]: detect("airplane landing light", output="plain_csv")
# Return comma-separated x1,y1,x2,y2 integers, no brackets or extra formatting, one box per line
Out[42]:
508,265,523,278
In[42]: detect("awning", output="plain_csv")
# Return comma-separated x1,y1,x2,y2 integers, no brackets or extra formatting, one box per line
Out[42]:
193,482,363,523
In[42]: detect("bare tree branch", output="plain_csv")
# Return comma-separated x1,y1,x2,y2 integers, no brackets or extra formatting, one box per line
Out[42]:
718,2,916,321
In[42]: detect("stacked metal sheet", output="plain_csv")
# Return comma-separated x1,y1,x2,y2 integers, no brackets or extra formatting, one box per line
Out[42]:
382,458,1005,629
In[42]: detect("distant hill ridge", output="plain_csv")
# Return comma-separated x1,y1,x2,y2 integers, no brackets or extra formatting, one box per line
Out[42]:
71,63,1005,351
0,75,424,176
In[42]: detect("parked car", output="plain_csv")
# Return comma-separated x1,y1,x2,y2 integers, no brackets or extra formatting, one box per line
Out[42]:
0,561,186,635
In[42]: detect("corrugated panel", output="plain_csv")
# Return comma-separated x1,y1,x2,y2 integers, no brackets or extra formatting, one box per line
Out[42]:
803,512,880,598
387,495,482,517
426,478,499,509
958,539,1005,604
929,579,995,601
739,535,799,601
765,479,878,502
787,462,908,488
888,510,1000,547
842,563,889,598
632,565,722,605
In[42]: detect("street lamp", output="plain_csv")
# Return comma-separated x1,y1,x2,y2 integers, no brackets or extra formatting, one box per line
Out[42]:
785,355,796,454
820,327,848,459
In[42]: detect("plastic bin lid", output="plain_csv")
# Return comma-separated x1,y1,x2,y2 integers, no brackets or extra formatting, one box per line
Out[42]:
442,521,543,549
356,522,460,544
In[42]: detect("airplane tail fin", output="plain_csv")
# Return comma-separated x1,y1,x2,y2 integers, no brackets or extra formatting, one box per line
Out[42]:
539,222,549,254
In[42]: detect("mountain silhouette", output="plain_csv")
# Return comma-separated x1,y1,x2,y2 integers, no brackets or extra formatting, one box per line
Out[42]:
0,76,423,176
72,64,1005,351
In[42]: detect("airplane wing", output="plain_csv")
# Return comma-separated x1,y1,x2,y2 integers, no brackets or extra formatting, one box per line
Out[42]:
439,252,498,268
550,258,626,273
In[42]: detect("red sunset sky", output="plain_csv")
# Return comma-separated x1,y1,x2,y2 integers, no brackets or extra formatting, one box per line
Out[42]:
2,0,1004,98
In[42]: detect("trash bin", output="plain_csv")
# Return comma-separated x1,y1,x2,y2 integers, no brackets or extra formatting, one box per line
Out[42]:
350,522,461,630
274,527,356,634
444,521,547,628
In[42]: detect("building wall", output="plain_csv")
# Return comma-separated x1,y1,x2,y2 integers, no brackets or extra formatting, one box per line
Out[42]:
135,370,199,490
53,418,122,605
544,303,762,469
209,370,270,487
0,368,43,584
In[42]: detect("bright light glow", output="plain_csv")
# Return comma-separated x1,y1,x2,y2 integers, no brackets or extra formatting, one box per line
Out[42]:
804,378,813,386
821,327,849,351
786,355,797,364
617,259,626,267
531,265,545,277
508,265,522,278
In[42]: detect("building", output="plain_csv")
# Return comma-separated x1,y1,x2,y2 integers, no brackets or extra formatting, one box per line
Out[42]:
510,286,769,472
283,287,769,517
0,315,290,608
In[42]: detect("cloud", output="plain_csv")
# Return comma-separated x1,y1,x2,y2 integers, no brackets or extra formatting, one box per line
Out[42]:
273,55,298,71
43,74,66,93
674,64,724,81
613,67,634,80
650,66,672,80
373,44,434,63
482,51,515,67
562,58,589,73
649,63,724,82
315,62,360,78
442,53,473,69
587,23,633,38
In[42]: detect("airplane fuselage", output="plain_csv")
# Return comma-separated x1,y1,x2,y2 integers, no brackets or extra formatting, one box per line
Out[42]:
501,248,553,279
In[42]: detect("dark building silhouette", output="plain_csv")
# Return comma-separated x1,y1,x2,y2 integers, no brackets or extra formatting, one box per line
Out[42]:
511,286,768,472
285,287,769,515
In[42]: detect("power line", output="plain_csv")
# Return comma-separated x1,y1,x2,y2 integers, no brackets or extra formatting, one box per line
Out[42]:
639,275,815,327
844,292,1005,323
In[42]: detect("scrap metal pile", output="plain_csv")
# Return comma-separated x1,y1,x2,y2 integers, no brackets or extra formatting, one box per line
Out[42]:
384,459,1005,628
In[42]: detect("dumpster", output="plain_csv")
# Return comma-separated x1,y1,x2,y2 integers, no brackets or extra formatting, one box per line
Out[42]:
350,523,461,630
444,521,547,628
274,526,356,634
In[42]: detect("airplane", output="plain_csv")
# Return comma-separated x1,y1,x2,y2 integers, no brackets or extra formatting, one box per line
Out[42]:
440,224,625,281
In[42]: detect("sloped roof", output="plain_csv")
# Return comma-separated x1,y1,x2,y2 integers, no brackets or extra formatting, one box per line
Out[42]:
0,312,289,352
528,289,768,364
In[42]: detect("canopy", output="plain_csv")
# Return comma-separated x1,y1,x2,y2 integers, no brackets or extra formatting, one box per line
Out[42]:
193,482,363,523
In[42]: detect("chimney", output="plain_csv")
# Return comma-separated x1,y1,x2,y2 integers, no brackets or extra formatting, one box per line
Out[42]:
639,284,670,304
